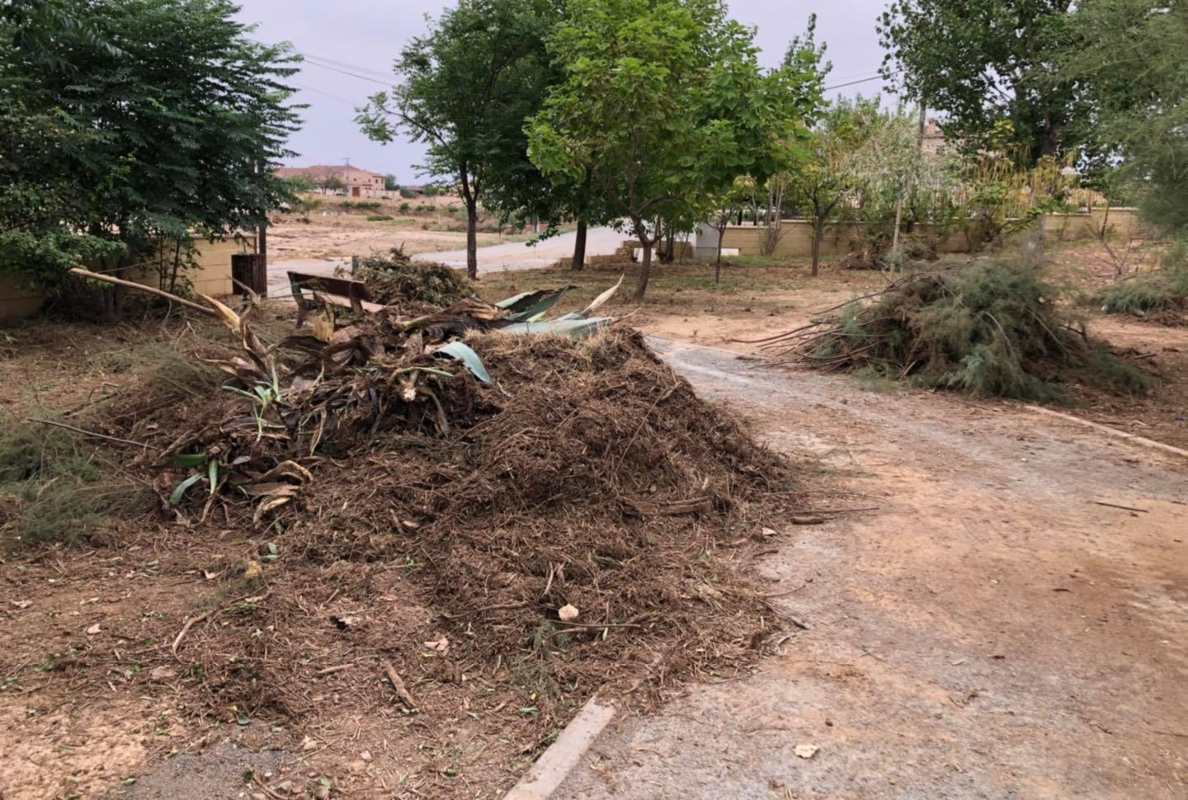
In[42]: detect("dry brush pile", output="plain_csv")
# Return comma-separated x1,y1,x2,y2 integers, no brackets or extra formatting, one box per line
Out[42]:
753,260,1153,400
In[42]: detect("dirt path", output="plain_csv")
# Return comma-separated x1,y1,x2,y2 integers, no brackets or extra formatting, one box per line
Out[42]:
558,338,1188,799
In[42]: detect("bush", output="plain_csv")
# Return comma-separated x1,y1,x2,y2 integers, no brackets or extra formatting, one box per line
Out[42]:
399,202,411,213
399,187,417,199
339,200,382,211
1094,242,1188,321
787,260,1151,400
366,214,394,222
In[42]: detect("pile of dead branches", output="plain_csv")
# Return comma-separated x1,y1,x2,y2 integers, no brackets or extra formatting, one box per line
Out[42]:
350,246,473,309
752,261,1152,399
114,282,622,524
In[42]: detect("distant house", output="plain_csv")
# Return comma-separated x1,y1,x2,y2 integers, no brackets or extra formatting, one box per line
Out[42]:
276,165,386,198
921,119,947,157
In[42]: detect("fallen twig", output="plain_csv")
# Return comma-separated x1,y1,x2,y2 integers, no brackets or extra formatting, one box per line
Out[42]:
172,591,270,659
382,659,418,710
28,417,156,451
1093,500,1149,514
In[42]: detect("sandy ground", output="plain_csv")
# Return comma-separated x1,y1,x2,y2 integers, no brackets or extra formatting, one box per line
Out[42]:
559,338,1188,799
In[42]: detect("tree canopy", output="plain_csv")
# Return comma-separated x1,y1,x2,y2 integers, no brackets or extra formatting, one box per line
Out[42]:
0,0,301,292
527,0,823,298
1052,0,1188,234
877,0,1081,164
357,0,556,279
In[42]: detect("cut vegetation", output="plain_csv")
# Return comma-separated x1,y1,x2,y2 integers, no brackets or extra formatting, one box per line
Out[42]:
752,260,1153,400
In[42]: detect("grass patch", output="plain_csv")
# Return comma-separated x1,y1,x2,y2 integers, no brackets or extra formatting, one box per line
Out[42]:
0,420,153,547
1093,242,1188,322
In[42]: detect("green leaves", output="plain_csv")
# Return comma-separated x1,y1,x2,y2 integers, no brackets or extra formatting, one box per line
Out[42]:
0,0,301,287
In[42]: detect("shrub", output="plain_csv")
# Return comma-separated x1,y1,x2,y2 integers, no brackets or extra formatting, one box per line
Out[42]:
399,202,411,213
366,214,394,222
1094,241,1188,321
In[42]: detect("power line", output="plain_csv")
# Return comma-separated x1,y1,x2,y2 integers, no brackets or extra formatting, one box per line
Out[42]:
300,51,392,82
823,74,884,91
300,56,390,87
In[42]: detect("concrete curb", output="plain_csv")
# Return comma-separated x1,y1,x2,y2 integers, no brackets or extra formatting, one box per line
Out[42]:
1025,404,1188,459
503,695,617,800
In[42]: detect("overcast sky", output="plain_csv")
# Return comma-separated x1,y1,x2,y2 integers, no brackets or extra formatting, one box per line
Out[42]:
235,0,895,181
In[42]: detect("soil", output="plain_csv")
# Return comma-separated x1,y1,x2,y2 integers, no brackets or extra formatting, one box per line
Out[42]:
2,239,1185,798
559,337,1188,799
268,195,525,262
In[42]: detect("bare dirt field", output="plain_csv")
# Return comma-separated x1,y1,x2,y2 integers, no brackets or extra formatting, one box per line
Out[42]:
267,194,529,261
1,239,1185,799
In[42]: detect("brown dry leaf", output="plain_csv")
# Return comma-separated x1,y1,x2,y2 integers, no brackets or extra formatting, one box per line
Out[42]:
423,636,449,654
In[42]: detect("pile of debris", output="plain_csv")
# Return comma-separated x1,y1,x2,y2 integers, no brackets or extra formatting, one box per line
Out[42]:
751,260,1152,399
127,279,623,525
348,245,473,310
19,273,803,792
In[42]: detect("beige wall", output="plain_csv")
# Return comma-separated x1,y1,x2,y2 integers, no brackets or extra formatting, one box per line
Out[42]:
720,209,1148,259
0,237,236,324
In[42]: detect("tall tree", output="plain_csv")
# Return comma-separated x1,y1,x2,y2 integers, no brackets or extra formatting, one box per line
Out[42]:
0,0,300,299
529,0,814,299
877,0,1082,164
789,98,884,276
1052,0,1188,234
357,0,555,280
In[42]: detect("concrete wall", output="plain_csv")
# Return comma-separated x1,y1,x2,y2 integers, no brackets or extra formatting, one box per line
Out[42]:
0,237,237,324
717,208,1148,259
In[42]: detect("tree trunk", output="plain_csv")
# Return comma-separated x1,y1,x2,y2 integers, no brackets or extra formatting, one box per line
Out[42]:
811,217,823,277
660,227,675,264
635,236,653,301
572,218,587,271
714,223,726,284
465,198,478,280
890,194,904,268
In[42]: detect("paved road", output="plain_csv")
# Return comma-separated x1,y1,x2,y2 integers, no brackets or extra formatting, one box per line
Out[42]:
412,226,627,272
558,338,1188,799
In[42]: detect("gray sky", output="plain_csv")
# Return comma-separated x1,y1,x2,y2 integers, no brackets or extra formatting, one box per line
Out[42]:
235,0,895,181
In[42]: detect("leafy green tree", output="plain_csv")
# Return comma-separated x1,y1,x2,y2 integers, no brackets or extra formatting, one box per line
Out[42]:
1053,0,1188,234
0,0,300,303
790,99,884,275
283,175,317,194
357,0,555,279
383,174,400,191
529,0,815,299
878,0,1082,164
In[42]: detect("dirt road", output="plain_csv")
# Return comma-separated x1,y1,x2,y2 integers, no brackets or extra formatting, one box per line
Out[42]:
559,338,1188,799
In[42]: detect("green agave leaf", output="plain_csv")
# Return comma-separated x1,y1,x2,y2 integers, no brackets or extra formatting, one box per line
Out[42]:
169,473,205,506
433,341,492,384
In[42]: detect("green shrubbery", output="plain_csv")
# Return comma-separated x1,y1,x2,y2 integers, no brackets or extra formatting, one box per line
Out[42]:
0,422,152,546
366,214,394,222
793,260,1151,400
